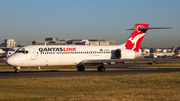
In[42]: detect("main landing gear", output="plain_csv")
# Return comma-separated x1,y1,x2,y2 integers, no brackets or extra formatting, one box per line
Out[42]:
98,64,105,71
77,65,85,71
77,64,105,72
14,66,21,73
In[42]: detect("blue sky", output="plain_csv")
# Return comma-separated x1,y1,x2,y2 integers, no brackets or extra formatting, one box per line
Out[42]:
0,0,180,48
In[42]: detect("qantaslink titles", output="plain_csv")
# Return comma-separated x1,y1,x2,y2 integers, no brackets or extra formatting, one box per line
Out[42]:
38,47,76,52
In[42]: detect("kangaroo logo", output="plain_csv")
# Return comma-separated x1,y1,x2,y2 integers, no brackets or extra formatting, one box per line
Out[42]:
127,33,145,50
136,25,144,33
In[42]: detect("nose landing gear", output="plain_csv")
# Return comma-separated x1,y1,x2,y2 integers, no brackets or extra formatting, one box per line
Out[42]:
14,66,21,73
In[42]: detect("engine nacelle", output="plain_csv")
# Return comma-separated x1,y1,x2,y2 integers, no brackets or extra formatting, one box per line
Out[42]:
112,49,142,59
112,49,121,59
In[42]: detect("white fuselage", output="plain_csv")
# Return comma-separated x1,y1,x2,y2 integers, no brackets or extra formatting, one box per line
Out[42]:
6,45,141,67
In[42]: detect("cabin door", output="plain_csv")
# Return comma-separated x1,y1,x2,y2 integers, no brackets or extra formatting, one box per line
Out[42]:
30,48,36,60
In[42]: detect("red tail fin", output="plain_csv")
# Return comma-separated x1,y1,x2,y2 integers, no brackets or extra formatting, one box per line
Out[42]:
173,47,180,56
172,47,176,53
0,49,9,58
125,24,149,52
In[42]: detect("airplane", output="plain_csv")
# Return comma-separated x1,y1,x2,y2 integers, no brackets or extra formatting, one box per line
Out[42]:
152,47,180,58
6,24,174,73
172,46,180,57
143,47,176,58
0,49,9,60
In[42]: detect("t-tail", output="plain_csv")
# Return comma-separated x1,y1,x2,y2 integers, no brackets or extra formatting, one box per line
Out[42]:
124,24,149,52
124,24,174,52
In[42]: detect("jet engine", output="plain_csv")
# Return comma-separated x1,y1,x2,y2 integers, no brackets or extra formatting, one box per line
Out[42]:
112,49,121,59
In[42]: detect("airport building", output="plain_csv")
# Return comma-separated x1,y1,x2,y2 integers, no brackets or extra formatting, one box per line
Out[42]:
45,37,58,41
32,37,115,45
32,37,67,45
17,44,27,47
32,41,67,45
4,39,16,47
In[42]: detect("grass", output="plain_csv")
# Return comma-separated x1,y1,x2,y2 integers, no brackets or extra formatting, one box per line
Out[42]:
0,72,180,100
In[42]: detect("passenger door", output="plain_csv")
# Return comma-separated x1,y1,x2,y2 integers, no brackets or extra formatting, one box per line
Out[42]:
30,48,36,60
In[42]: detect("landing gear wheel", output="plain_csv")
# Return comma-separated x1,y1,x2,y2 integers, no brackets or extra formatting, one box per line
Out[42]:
15,69,20,73
98,64,105,72
77,66,85,71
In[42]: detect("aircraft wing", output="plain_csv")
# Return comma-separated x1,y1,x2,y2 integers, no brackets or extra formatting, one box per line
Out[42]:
81,58,161,65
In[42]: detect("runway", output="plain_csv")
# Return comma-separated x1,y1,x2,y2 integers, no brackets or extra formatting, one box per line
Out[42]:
0,68,180,79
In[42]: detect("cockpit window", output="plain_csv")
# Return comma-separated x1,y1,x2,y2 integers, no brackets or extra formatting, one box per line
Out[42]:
17,50,29,54
15,48,29,54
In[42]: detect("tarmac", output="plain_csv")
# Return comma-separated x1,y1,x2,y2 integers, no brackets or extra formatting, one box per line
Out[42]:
0,67,180,79
0,60,180,79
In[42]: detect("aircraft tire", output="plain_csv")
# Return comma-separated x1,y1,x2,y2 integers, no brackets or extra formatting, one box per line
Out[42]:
98,65,105,72
77,66,85,71
15,69,20,73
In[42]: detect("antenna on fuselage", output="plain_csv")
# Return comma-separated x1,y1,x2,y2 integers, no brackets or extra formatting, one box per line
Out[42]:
44,42,47,45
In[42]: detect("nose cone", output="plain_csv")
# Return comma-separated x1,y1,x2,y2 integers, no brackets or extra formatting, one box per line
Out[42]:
6,57,14,66
6,56,19,66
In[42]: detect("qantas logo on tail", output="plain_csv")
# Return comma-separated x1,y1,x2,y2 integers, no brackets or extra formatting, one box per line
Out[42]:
125,24,149,52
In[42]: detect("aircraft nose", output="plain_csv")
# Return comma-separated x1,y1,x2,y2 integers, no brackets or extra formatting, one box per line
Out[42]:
6,56,18,66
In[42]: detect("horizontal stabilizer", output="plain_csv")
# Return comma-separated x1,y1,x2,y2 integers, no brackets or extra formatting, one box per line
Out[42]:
127,27,175,30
